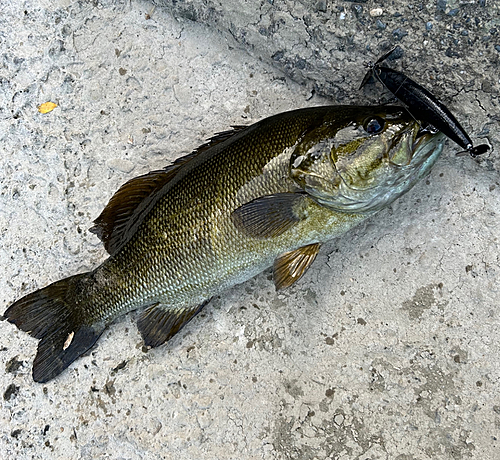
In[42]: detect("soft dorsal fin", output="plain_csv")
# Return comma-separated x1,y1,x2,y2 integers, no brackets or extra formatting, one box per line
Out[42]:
90,126,248,255
90,167,178,255
137,300,210,348
273,243,321,290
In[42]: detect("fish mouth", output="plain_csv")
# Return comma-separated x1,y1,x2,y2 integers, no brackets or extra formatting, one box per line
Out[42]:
412,123,440,152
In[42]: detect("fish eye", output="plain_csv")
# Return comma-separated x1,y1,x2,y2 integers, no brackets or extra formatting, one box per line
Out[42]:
363,117,385,134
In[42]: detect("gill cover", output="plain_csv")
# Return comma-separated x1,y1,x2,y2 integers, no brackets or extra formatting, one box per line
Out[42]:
289,107,443,213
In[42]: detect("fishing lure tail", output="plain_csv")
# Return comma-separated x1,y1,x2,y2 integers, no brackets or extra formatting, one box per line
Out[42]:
5,273,105,383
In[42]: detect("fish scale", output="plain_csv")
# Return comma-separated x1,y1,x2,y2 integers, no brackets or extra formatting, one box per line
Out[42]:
5,105,444,382
97,110,317,307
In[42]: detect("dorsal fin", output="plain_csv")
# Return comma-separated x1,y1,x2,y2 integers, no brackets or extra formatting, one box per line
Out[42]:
90,126,248,255
192,126,247,155
90,167,178,255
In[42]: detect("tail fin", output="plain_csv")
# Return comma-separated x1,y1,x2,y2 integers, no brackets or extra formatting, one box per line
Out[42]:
5,273,105,383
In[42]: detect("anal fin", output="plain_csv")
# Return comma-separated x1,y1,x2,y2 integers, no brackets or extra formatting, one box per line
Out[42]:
137,300,210,349
273,243,321,290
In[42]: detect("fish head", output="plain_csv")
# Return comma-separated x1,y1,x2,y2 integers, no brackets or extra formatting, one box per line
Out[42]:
290,106,445,213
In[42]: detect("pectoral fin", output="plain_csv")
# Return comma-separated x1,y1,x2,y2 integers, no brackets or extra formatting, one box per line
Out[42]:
231,193,306,238
137,300,210,349
273,243,321,290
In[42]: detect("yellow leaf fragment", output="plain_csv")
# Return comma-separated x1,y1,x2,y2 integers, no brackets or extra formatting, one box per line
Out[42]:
38,102,58,114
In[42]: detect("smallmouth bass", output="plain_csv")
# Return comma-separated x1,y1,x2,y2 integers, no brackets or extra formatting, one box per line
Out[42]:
5,105,445,382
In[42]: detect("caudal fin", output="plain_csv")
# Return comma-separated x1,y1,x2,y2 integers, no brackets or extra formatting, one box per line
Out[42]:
5,273,105,383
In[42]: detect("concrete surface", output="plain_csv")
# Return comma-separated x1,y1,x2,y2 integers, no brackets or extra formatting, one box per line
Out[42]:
153,0,500,112
1,1,499,459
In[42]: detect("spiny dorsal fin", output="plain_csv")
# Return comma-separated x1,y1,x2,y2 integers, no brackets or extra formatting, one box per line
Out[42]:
191,126,248,156
231,193,307,239
273,243,321,290
137,301,210,349
90,126,249,255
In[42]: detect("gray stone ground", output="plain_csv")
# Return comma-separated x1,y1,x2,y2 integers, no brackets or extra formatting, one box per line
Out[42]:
1,0,499,459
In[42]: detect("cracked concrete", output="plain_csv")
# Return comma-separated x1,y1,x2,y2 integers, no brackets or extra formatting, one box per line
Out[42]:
1,0,499,459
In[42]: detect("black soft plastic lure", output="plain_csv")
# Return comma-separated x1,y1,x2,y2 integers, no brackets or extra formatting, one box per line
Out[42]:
360,47,490,158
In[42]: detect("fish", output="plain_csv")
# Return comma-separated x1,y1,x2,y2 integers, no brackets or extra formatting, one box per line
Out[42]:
4,105,445,383
360,46,490,158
